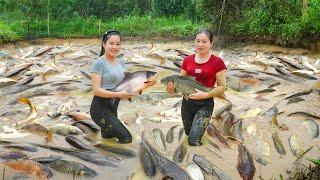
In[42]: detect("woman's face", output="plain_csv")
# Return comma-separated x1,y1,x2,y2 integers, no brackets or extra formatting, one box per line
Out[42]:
103,35,121,58
195,33,212,55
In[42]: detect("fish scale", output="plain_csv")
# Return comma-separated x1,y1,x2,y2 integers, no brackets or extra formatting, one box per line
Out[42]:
48,159,97,177
5,160,53,180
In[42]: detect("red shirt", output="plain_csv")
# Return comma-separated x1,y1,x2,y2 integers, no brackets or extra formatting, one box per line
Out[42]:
181,54,226,87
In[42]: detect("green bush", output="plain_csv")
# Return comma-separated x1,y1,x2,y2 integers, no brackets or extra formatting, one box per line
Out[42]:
0,21,19,43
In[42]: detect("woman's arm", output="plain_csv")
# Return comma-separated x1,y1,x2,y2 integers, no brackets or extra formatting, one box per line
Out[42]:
206,69,227,98
91,73,133,99
188,69,227,100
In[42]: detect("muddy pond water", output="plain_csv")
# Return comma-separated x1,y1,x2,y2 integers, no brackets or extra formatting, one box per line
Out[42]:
0,38,319,180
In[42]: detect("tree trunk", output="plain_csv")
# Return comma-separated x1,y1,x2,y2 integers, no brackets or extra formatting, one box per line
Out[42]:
302,0,308,15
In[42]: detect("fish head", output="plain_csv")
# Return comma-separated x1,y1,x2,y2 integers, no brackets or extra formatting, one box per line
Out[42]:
160,75,176,85
145,71,157,85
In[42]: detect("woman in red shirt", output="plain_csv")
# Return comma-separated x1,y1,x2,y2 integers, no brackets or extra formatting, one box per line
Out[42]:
181,29,227,146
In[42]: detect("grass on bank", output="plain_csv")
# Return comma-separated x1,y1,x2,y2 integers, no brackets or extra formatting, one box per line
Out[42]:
0,15,205,43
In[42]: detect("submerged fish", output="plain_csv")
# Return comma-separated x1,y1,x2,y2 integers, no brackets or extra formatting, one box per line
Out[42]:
173,142,187,163
0,151,28,160
139,142,156,177
4,144,38,152
254,137,270,165
288,134,305,157
5,160,53,180
65,135,95,151
141,132,190,179
49,124,83,136
271,132,286,155
152,128,166,150
48,159,97,177
237,144,255,180
166,125,178,143
221,112,235,136
193,154,231,180
207,123,229,148
33,143,118,166
186,162,204,180
261,105,279,126
303,119,319,138
94,143,137,157
214,101,232,118
20,123,53,143
30,155,63,163
287,97,305,104
288,111,320,120
18,97,37,123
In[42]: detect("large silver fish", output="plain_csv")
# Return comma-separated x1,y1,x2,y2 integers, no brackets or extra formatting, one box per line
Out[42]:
111,71,157,95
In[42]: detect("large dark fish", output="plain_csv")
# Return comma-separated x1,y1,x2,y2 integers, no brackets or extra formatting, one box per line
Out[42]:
65,135,95,151
261,105,279,126
141,132,190,180
4,144,38,152
72,120,100,133
221,112,235,136
111,71,157,96
48,159,97,177
288,111,320,120
277,57,305,70
232,119,244,142
139,142,156,177
0,151,28,160
283,89,313,100
152,128,166,150
32,143,118,166
271,132,286,155
207,123,229,148
5,160,53,180
3,63,33,77
237,144,255,180
30,155,63,163
160,75,210,98
94,143,137,158
173,142,187,163
214,101,232,118
193,154,231,179
166,125,178,143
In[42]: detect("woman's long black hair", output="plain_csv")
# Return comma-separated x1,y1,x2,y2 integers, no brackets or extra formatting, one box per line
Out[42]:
99,30,121,57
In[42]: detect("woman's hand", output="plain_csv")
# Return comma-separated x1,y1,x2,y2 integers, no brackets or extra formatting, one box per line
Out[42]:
188,88,209,100
118,90,134,99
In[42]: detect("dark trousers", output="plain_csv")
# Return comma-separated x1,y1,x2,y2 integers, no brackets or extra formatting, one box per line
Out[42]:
90,96,132,144
181,98,214,146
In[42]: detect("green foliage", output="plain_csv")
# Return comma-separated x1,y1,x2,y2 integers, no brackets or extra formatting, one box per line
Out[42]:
306,158,320,166
0,0,319,44
151,0,193,17
0,21,19,43
301,0,320,35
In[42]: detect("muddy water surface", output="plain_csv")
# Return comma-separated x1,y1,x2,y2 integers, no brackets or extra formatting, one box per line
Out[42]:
0,38,320,180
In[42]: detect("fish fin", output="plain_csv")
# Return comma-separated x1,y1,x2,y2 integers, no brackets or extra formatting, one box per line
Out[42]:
128,97,132,102
138,90,142,95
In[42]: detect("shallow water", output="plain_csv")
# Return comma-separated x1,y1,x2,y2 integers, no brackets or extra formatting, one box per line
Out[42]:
0,38,320,180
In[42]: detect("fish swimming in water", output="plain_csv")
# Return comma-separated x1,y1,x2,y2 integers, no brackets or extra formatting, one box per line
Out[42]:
141,132,190,179
237,144,255,180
